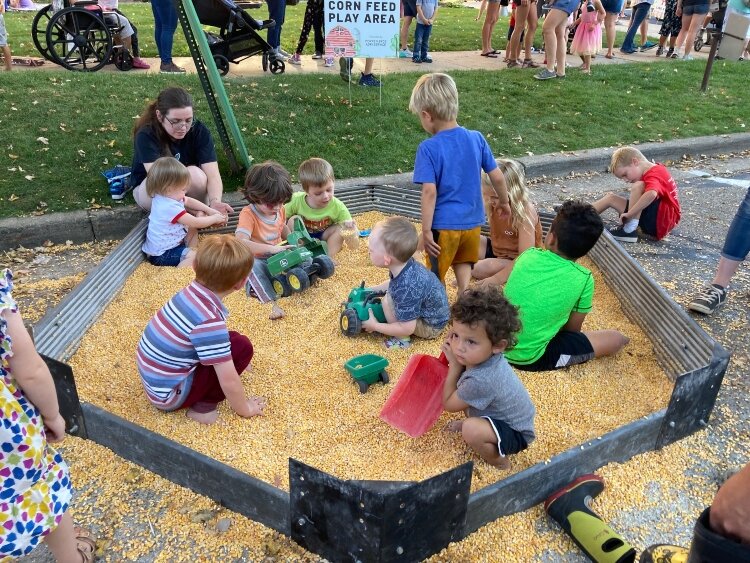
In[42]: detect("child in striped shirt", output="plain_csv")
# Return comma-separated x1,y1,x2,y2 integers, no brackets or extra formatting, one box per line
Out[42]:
136,235,266,425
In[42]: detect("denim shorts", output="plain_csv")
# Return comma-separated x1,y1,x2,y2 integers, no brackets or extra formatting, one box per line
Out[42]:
147,244,188,267
682,2,709,15
548,0,580,16
601,0,625,13
721,187,750,262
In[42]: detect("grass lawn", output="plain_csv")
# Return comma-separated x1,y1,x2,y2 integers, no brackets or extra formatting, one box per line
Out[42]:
0,62,746,218
3,1,648,58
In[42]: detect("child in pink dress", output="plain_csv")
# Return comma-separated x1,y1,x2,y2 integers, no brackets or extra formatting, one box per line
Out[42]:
570,0,605,73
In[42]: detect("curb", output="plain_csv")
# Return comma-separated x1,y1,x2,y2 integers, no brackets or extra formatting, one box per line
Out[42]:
3,132,749,250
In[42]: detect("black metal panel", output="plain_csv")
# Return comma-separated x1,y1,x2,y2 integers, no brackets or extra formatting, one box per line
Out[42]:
43,355,87,439
656,342,730,448
290,459,472,562
82,403,290,534
465,413,663,534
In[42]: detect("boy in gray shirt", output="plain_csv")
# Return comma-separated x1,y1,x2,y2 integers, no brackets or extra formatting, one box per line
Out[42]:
413,0,438,63
442,286,536,469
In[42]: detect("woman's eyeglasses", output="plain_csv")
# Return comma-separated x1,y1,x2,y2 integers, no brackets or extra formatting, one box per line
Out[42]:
164,116,194,130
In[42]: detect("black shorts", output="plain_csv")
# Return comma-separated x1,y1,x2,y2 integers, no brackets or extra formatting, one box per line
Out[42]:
624,197,660,238
512,330,595,372
483,417,529,456
402,0,417,17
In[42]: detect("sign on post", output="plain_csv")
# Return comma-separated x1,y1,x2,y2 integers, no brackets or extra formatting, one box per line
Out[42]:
324,0,400,58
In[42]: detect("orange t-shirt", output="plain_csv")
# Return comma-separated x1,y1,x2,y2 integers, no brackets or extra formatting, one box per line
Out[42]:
236,205,286,256
488,209,543,260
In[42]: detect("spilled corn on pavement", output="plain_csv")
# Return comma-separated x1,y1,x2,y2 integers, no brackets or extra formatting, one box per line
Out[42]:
10,153,750,561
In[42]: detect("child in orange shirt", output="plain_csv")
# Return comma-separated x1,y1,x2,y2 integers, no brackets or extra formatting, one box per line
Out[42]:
235,161,294,319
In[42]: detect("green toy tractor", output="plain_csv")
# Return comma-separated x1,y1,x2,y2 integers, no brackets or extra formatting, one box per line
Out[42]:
339,281,387,336
266,218,336,298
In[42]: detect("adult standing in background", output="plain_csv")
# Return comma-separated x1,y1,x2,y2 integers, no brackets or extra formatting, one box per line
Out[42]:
672,0,710,59
619,0,655,53
151,0,185,73
267,0,288,60
399,0,416,57
601,0,625,58
506,0,540,67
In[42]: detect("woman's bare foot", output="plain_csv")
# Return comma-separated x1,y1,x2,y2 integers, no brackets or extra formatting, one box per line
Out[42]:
186,408,219,424
445,420,464,432
269,304,285,320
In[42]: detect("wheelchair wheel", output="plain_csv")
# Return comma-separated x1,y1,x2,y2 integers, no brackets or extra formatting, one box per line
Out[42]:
269,58,285,74
262,51,268,72
114,48,133,71
46,7,113,72
213,54,230,76
32,5,57,62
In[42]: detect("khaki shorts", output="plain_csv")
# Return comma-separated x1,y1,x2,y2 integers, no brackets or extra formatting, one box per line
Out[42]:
384,293,444,339
425,227,481,284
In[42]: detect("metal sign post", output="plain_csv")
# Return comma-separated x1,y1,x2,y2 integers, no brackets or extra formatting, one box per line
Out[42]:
175,0,253,173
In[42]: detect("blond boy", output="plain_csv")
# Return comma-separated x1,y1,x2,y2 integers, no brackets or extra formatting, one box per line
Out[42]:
593,146,681,243
285,157,358,258
409,73,511,293
136,235,266,425
363,216,449,347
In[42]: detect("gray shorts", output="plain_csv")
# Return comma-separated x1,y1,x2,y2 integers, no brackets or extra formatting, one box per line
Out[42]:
0,13,8,47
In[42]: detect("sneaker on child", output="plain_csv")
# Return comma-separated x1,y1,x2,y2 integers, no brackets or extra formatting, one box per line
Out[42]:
608,226,638,243
422,56,433,63
289,53,302,65
640,40,658,51
688,283,727,315
324,56,334,67
398,47,413,58
384,336,411,349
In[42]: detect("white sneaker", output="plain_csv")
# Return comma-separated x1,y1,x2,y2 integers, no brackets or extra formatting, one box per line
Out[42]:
272,48,288,61
398,47,413,58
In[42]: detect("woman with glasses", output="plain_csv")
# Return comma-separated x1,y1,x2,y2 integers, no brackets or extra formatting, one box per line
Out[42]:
131,87,233,216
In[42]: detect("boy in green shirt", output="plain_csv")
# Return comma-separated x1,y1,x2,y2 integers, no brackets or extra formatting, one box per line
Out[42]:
285,157,358,258
503,200,629,371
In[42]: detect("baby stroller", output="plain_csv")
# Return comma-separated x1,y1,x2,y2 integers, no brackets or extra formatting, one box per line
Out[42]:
193,0,285,75
694,0,727,51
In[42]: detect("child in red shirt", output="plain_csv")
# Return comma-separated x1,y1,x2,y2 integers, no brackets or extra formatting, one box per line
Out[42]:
592,146,681,243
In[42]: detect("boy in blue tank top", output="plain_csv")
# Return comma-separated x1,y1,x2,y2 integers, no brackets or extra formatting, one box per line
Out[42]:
408,73,511,294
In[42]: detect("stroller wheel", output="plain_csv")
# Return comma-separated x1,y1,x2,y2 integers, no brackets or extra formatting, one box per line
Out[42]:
694,35,704,51
270,58,285,74
213,54,230,76
262,51,268,72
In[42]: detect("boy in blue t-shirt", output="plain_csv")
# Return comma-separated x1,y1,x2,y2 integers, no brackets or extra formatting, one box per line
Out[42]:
362,216,450,348
409,73,511,294
413,0,438,63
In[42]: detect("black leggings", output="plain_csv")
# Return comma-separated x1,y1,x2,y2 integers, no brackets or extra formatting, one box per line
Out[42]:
295,0,325,54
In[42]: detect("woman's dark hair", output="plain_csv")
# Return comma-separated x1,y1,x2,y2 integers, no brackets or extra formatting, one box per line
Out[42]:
551,200,604,259
132,87,194,156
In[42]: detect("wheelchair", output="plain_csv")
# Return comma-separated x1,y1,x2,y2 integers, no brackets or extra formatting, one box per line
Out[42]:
32,0,138,72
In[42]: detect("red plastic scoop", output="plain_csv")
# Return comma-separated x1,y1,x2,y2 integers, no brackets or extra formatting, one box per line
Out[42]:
379,352,449,438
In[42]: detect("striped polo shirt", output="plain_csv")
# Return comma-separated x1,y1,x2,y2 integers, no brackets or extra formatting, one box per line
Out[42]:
136,281,232,410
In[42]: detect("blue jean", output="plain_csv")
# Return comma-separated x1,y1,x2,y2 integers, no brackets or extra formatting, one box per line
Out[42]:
721,187,750,262
267,0,286,49
151,0,178,64
413,22,432,60
621,2,651,52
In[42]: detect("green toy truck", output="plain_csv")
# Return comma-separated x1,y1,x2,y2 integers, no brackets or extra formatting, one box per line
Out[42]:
266,217,335,298
339,282,387,336
344,354,390,393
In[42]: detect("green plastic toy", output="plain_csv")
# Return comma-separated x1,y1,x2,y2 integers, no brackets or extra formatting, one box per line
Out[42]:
339,281,387,336
266,217,336,298
344,354,390,393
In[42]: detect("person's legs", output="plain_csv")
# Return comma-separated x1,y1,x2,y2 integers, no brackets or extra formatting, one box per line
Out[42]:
421,22,432,59
294,0,315,55
523,3,539,61
583,330,630,358
186,165,209,203
45,512,88,563
508,2,530,61
322,224,344,257
621,2,650,51
453,262,472,293
554,18,567,75
311,0,325,54
151,0,178,65
682,12,705,57
413,22,425,61
604,12,617,56
461,417,508,468
674,12,693,52
400,15,414,50
472,257,510,279
482,2,500,53
2,45,11,71
541,9,568,72
267,0,286,50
